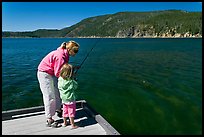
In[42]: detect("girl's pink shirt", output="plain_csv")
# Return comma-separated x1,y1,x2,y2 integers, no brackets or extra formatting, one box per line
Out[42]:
38,47,69,78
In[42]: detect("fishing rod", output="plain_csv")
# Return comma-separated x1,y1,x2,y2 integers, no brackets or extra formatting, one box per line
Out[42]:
74,38,101,75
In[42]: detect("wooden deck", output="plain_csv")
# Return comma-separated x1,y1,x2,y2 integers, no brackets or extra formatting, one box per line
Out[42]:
2,100,120,135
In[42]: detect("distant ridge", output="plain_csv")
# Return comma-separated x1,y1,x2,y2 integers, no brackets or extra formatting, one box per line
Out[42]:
2,10,202,38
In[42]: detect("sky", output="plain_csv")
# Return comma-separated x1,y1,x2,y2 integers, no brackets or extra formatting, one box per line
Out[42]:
2,2,202,32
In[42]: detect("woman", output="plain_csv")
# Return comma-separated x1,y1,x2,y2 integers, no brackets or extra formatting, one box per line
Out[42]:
37,40,80,127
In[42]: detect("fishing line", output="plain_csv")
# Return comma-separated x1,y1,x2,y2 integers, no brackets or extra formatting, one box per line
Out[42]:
74,38,101,74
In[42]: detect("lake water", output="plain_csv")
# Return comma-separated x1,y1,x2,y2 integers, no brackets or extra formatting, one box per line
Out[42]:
2,38,202,135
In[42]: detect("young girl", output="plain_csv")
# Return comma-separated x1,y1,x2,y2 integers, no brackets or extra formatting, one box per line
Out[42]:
58,63,78,129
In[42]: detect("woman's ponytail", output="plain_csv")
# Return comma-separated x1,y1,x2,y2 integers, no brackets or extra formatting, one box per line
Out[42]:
60,42,67,49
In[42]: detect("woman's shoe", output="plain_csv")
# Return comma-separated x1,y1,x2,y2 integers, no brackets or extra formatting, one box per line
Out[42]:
56,110,62,118
46,120,61,128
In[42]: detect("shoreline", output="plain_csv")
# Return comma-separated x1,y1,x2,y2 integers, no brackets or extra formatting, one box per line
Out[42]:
2,36,202,39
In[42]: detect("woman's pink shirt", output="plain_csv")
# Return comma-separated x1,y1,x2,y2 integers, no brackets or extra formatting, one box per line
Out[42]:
38,47,69,78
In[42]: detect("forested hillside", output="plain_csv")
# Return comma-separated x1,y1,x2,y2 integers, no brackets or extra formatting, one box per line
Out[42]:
2,10,202,38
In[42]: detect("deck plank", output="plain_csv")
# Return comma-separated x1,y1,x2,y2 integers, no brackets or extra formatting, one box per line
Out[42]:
2,108,107,135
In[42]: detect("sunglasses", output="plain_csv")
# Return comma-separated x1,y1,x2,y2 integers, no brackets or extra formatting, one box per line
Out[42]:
72,48,78,54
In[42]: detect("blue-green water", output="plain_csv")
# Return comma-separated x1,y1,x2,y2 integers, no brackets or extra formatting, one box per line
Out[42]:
2,38,202,135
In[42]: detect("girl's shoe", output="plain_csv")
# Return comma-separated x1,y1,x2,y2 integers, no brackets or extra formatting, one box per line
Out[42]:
71,125,78,129
62,123,68,127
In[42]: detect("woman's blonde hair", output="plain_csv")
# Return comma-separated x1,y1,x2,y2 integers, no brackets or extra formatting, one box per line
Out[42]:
60,63,73,79
60,40,80,52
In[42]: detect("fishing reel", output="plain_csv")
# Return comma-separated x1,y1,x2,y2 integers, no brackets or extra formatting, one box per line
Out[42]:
72,65,80,81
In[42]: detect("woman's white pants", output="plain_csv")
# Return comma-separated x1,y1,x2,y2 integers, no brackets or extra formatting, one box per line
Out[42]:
37,70,61,119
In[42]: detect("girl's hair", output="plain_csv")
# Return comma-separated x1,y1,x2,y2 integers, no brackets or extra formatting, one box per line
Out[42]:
60,63,73,79
60,40,80,51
